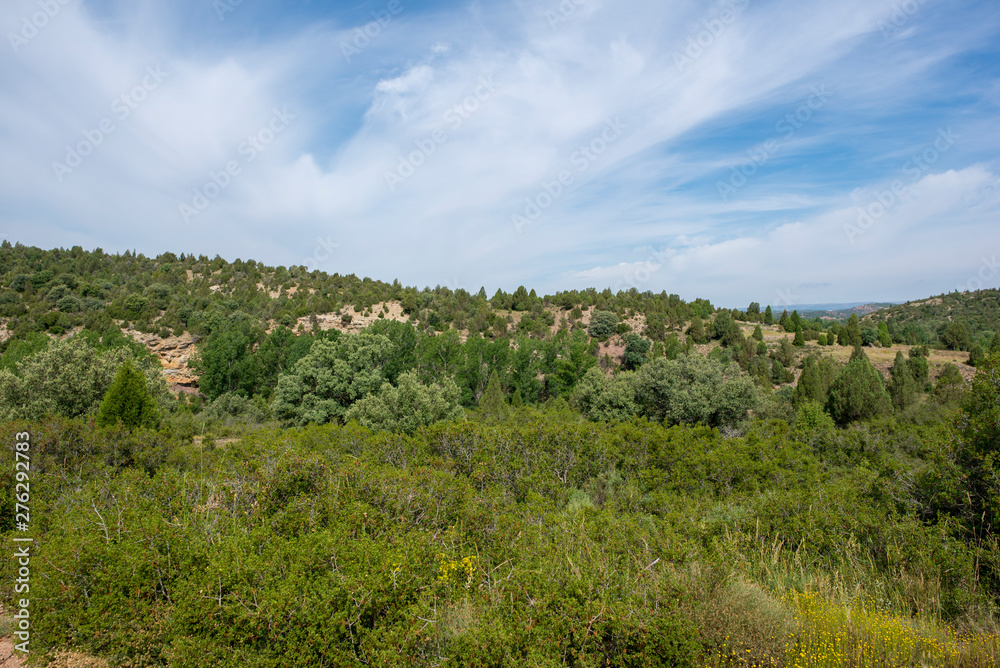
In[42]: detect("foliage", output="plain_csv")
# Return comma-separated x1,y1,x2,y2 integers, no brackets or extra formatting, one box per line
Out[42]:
95,360,160,429
345,371,463,432
826,353,891,425
272,332,394,426
587,310,619,339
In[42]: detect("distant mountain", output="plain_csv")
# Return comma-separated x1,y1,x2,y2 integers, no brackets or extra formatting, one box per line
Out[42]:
791,302,901,321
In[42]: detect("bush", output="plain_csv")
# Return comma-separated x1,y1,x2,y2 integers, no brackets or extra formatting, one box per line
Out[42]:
827,353,891,425
588,310,619,339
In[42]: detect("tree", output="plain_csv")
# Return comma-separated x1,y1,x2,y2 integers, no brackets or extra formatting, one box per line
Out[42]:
686,316,708,344
752,325,763,342
779,310,789,331
0,336,167,421
969,343,986,368
632,354,760,428
476,370,510,423
190,312,265,400
789,310,802,332
345,371,463,432
990,330,1000,356
792,326,805,347
574,367,639,423
887,350,917,412
96,360,160,429
940,322,971,351
272,332,395,426
622,334,651,371
713,310,744,348
826,354,891,425
846,313,862,349
763,305,774,325
933,364,966,405
587,310,619,340
877,322,892,348
860,326,879,347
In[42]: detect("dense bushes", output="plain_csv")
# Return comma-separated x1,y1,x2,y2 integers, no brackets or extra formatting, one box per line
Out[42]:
3,403,997,666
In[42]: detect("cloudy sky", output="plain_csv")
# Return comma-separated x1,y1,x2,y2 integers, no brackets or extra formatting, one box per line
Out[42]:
2,0,999,307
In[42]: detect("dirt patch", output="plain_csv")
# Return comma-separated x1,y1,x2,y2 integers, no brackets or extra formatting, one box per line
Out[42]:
284,301,411,335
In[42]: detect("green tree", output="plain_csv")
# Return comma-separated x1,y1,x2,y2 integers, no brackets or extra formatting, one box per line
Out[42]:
0,336,167,421
632,354,760,427
763,305,774,325
712,310,744,347
622,334,651,371
877,321,892,348
190,312,265,400
272,332,395,426
940,322,971,351
752,325,763,342
826,354,891,425
96,360,160,429
686,316,708,344
574,367,639,423
345,371,463,432
792,326,805,347
846,313,862,349
887,350,917,412
587,310,619,340
779,310,789,331
933,364,967,405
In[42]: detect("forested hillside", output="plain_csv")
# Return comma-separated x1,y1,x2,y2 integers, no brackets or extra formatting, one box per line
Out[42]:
1,242,1000,666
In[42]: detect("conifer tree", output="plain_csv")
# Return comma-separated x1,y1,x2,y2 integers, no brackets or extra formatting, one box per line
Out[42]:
888,350,917,411
478,370,510,423
793,325,805,347
752,325,763,342
96,360,159,429
763,305,774,325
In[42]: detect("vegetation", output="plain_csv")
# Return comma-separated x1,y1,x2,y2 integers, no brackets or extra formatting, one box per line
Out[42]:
1,243,999,666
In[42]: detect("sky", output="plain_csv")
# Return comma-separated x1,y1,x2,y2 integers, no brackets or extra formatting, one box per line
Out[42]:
1,0,999,308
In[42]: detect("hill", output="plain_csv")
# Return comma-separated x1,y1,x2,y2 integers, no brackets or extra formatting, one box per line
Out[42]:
864,289,1000,350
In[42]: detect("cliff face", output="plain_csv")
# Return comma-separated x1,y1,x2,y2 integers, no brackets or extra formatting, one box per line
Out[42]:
124,329,199,392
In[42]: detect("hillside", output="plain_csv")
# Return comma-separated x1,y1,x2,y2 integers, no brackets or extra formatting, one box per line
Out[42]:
864,289,1000,350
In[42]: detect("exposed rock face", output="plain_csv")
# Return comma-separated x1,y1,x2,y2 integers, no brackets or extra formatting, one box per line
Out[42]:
124,329,199,391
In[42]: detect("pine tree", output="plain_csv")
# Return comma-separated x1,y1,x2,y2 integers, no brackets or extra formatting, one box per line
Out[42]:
793,325,805,347
779,310,789,331
752,325,763,342
846,313,862,349
888,350,917,412
478,370,510,423
687,316,707,344
827,354,892,425
763,305,774,325
989,330,1000,356
96,360,159,429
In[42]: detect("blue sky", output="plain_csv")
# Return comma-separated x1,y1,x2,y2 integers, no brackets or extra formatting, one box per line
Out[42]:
2,0,999,307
